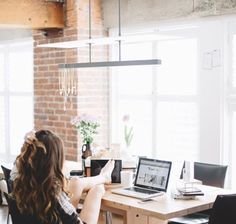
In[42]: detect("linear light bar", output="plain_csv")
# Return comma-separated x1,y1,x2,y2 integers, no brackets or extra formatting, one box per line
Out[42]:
37,34,178,49
59,59,161,68
45,0,64,2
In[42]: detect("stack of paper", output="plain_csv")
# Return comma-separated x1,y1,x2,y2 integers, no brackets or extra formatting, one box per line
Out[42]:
178,187,204,196
173,187,204,200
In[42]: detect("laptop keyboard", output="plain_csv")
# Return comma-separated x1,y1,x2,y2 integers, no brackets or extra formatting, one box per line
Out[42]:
126,187,160,195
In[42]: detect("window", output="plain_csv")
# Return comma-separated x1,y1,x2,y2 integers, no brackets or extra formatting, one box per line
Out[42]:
155,38,199,161
0,38,33,162
111,18,236,189
110,42,153,157
111,29,199,163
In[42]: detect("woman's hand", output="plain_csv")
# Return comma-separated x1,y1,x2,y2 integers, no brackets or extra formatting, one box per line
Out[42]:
24,130,36,144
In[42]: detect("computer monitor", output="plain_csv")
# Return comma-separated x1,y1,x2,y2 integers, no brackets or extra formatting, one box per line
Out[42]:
90,159,122,183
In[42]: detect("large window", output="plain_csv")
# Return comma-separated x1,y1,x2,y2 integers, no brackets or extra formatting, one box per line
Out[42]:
155,38,198,161
111,18,236,189
0,38,33,162
111,30,198,163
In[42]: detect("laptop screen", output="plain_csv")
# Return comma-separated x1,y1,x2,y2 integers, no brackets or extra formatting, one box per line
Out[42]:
134,158,172,192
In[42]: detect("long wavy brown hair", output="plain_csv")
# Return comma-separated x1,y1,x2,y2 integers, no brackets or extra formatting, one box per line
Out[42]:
12,130,65,224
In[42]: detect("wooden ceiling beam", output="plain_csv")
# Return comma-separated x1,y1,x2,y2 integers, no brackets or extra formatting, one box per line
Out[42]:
0,0,64,29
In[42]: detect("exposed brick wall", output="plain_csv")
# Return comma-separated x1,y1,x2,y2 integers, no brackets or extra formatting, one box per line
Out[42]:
33,0,109,161
77,0,109,151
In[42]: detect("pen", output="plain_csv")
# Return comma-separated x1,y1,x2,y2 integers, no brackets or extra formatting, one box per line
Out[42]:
138,198,155,204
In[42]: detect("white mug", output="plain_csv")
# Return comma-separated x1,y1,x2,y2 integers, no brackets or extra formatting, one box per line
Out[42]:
120,170,133,187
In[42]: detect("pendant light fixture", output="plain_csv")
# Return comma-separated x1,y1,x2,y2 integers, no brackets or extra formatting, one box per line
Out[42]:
38,0,162,110
57,0,161,69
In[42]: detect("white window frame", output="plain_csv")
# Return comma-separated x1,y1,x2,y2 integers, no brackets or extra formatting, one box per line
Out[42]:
0,38,34,163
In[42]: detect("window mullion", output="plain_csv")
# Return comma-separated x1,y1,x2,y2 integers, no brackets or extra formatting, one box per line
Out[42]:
152,41,158,157
4,45,10,161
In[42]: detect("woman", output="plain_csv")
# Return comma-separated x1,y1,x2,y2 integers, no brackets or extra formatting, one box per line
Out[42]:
10,129,114,224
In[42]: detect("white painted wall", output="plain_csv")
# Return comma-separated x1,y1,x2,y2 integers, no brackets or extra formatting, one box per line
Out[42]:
198,21,225,163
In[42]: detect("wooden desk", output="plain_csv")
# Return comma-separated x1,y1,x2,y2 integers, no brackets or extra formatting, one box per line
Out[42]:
101,185,233,224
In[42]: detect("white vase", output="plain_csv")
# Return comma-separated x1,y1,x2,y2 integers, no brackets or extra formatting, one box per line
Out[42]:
120,147,132,160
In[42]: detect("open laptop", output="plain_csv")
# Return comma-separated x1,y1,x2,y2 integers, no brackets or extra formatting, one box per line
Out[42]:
111,158,172,199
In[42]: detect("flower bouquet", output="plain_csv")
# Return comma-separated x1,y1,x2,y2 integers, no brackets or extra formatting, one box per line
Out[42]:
71,114,100,160
122,114,133,148
71,113,100,144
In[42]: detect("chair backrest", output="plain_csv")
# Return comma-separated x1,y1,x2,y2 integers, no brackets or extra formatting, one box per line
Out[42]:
1,165,11,182
1,165,13,193
208,194,236,224
180,161,227,188
4,192,80,224
4,192,50,224
194,162,227,188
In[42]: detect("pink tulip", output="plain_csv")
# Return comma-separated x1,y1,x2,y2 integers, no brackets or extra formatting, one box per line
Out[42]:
122,114,130,122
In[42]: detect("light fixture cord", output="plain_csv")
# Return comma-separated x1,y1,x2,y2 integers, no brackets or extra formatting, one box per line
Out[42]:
118,0,121,61
89,0,92,62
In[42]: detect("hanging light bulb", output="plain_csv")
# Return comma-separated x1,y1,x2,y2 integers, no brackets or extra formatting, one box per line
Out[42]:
59,67,77,111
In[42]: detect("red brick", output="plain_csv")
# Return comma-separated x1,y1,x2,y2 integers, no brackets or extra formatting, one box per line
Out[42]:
33,0,108,160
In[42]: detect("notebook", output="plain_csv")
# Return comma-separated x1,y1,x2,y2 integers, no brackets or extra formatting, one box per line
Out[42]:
111,158,172,199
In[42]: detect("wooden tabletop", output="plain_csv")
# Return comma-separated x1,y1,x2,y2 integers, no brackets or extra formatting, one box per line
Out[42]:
101,185,234,223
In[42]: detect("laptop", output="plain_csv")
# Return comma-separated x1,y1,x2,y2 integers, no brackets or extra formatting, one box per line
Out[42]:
111,158,172,199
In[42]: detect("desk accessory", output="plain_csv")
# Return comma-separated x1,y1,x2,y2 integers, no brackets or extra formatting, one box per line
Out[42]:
120,170,133,187
138,198,155,204
70,170,84,177
90,159,122,183
173,186,204,200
